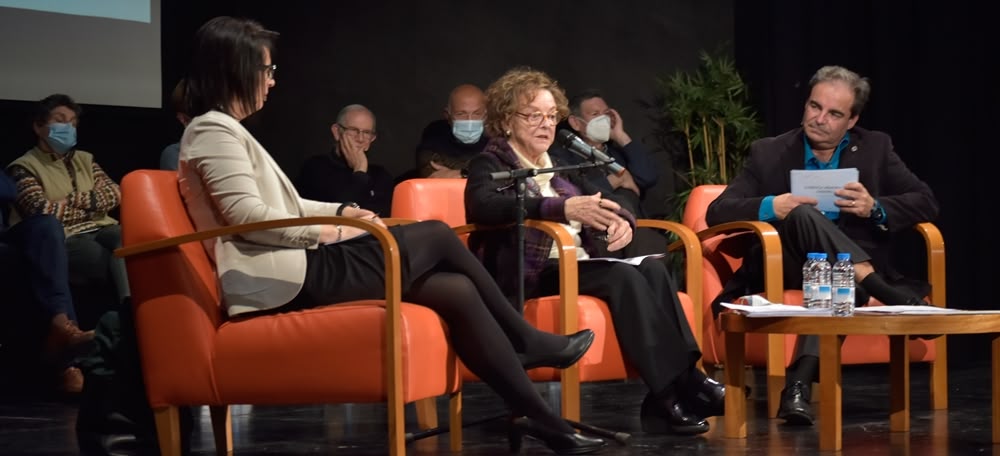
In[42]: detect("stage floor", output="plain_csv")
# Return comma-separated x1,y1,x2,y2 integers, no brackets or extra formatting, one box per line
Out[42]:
1,361,994,455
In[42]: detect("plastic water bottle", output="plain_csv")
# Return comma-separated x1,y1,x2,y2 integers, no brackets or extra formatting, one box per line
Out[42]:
832,253,856,316
814,253,832,309
802,253,819,308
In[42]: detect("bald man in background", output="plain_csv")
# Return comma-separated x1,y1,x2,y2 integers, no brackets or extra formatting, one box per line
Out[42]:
414,84,489,178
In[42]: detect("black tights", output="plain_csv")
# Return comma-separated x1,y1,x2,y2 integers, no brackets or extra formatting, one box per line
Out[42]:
290,220,573,433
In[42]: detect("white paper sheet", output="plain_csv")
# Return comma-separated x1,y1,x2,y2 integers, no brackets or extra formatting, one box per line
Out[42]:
578,253,667,266
790,168,859,213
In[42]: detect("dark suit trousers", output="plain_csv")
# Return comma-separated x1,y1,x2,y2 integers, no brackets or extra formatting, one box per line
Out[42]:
535,256,701,395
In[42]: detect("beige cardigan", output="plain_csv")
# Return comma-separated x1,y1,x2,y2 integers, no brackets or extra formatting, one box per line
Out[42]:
178,111,345,316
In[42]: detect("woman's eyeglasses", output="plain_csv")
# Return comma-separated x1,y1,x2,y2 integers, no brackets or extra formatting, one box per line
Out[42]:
261,64,277,80
513,111,559,127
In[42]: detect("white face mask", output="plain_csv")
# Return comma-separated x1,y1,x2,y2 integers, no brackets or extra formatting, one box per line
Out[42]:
584,114,611,143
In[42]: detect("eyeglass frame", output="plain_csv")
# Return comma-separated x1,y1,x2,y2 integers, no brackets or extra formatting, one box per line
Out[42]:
261,64,277,80
337,123,377,141
512,110,560,127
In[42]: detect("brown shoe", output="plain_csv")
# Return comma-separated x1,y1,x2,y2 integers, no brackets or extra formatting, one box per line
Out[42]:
46,314,95,355
58,367,84,394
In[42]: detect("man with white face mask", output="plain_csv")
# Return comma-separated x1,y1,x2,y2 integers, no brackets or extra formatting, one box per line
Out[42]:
558,90,658,214
551,89,664,256
414,84,489,178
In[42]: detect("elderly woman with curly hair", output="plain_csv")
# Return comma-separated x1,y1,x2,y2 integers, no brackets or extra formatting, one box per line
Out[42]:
464,66,724,435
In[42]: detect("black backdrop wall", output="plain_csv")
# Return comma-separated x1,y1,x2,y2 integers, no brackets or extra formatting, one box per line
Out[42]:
0,1,994,363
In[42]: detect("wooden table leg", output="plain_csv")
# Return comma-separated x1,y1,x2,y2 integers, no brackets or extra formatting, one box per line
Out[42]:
889,335,910,432
992,335,1000,443
819,334,842,451
725,329,747,438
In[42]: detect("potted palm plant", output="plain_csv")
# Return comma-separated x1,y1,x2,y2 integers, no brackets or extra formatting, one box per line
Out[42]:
651,49,762,221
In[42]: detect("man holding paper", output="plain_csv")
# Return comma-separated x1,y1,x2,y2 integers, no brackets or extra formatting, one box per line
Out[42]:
704,65,939,426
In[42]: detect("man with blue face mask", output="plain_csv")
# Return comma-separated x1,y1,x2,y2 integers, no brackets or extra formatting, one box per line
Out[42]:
6,94,131,317
414,84,489,178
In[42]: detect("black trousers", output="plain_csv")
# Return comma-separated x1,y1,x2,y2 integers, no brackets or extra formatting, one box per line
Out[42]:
534,256,701,395
1,215,75,320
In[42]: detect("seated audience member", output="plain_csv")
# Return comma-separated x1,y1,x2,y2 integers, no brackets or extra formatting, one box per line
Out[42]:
414,83,489,178
296,104,394,216
6,94,131,310
551,89,658,217
706,65,939,426
159,79,191,171
0,153,92,395
551,89,666,256
465,66,724,436
180,16,604,454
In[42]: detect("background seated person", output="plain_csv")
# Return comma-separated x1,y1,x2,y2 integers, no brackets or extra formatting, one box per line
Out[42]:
465,66,723,436
550,89,665,256
159,79,191,171
295,104,393,216
0,169,91,394
6,94,131,311
414,83,489,178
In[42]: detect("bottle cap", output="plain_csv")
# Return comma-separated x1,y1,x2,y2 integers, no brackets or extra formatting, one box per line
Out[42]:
837,253,851,261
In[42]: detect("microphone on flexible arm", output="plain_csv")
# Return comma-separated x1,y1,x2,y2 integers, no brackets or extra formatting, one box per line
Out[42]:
556,129,626,176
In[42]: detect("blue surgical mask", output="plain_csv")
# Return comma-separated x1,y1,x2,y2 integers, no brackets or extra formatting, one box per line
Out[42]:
45,122,77,154
452,119,484,144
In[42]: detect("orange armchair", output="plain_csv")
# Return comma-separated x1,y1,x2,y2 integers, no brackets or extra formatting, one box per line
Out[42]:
681,184,946,416
116,170,462,456
391,178,702,421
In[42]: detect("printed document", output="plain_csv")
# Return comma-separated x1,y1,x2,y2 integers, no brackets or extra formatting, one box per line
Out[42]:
790,168,859,213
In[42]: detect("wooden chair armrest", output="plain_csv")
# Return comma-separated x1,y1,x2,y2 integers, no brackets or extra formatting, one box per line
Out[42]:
637,219,703,348
913,222,946,308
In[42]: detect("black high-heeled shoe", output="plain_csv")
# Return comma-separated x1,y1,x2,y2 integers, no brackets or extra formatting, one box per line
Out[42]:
517,330,595,370
640,391,710,435
508,416,606,455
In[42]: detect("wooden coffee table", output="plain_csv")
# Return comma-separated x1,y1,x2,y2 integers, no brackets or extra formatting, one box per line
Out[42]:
721,312,1000,451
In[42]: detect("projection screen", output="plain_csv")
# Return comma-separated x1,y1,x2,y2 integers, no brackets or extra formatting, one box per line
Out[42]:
0,0,162,108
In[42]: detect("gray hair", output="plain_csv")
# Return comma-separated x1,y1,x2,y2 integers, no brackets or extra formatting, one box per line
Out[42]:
335,104,376,128
809,66,871,117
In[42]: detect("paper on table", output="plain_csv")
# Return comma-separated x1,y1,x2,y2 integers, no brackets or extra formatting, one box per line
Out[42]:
853,306,1000,315
579,253,666,266
721,302,833,317
790,168,859,213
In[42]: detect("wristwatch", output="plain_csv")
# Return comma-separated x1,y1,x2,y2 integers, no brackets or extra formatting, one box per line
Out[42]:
869,201,886,222
336,201,360,216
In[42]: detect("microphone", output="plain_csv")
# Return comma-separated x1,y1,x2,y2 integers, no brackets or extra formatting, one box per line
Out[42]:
556,129,625,176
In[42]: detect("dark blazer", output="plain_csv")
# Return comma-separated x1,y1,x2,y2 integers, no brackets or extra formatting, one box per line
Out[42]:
705,126,939,303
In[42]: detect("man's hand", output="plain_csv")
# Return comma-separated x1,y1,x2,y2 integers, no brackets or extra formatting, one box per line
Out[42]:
834,182,875,217
339,137,369,173
428,161,463,178
607,108,632,146
564,193,620,231
604,217,633,252
607,169,639,195
773,193,818,219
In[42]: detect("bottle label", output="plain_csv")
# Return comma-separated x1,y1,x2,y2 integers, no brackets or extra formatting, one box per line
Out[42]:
817,285,832,301
833,287,854,304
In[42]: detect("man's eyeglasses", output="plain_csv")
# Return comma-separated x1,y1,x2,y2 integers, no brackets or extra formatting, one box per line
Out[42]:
338,124,377,141
513,111,559,127
262,64,277,80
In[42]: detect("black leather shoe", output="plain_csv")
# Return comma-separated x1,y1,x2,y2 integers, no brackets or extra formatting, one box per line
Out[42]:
682,371,726,418
777,381,813,425
640,391,710,435
518,330,595,370
509,416,606,455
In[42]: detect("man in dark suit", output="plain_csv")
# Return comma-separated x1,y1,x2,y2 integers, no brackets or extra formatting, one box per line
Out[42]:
705,65,939,425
